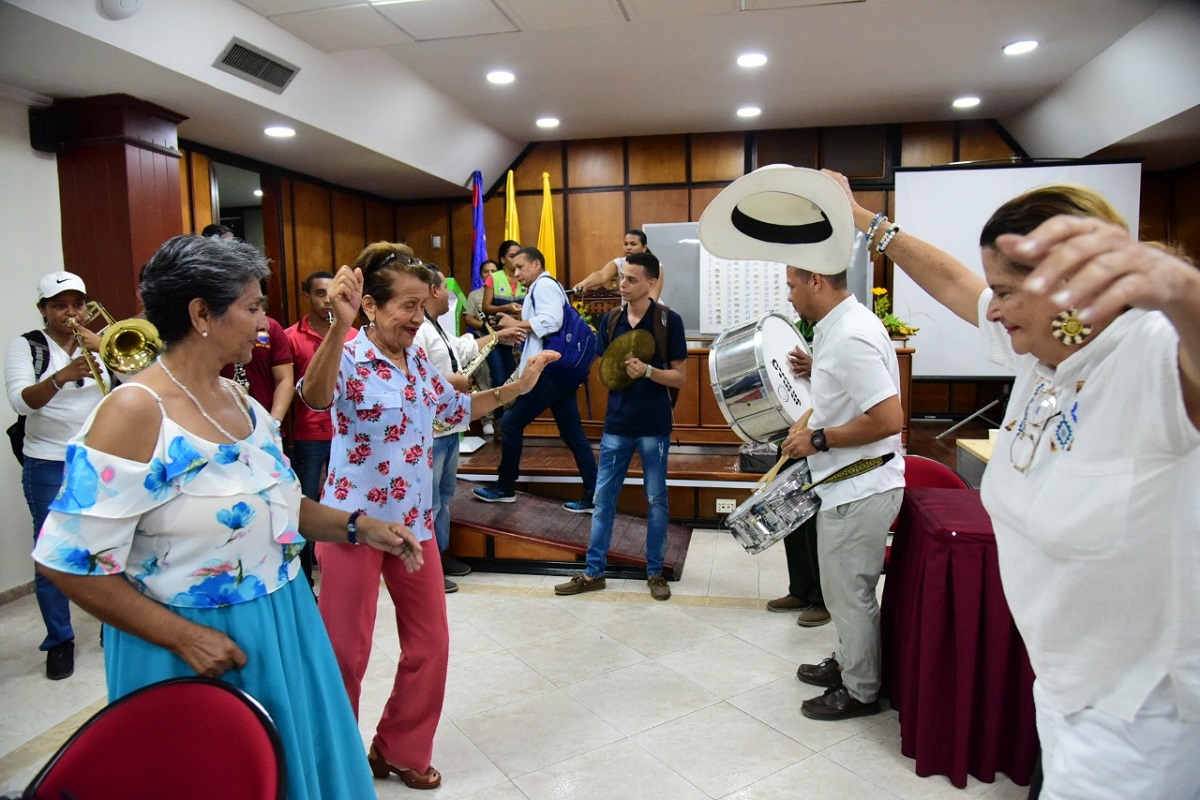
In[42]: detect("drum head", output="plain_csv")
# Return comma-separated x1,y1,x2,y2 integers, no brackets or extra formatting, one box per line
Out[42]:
755,314,812,423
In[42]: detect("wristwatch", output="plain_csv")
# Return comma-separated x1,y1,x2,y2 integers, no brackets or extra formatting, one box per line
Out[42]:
810,428,829,452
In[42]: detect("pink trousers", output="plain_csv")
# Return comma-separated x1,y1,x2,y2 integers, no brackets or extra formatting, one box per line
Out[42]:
316,537,448,773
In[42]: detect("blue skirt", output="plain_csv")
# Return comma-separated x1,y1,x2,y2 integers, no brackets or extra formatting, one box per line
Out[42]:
105,578,376,800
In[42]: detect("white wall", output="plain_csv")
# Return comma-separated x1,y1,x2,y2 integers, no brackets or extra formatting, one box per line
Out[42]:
0,94,65,595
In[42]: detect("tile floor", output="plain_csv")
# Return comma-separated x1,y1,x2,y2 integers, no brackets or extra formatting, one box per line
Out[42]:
0,529,1029,799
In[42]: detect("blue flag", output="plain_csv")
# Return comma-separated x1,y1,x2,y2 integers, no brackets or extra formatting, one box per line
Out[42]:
471,170,487,290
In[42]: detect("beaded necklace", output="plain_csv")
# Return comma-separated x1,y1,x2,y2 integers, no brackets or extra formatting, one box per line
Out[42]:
159,357,253,442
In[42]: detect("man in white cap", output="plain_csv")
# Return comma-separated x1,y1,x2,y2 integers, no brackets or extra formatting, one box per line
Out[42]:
5,271,110,680
700,166,905,720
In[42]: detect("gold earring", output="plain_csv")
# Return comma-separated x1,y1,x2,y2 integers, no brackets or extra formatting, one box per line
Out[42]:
1051,309,1091,345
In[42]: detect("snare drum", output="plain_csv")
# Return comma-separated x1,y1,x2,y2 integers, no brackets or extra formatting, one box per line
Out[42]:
709,312,811,444
724,459,820,554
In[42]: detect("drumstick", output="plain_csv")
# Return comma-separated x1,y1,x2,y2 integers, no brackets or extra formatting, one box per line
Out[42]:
757,408,814,487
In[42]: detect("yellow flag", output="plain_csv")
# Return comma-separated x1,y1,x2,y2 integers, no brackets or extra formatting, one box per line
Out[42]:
537,172,557,278
504,170,520,244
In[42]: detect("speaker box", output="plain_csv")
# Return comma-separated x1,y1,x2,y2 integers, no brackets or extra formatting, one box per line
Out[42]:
29,106,69,153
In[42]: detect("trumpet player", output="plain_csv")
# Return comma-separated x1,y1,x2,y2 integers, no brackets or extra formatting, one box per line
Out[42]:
413,267,522,592
4,271,111,681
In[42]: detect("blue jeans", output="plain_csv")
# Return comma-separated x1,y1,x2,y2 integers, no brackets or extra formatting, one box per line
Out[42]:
23,457,74,650
290,439,332,502
431,434,460,553
585,433,670,578
497,378,596,499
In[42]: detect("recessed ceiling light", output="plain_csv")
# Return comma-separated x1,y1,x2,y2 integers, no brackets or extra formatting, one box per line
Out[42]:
952,96,981,109
253,189,263,197
536,117,560,129
737,53,768,68
264,126,295,138
487,70,515,85
1003,40,1039,56
737,106,762,118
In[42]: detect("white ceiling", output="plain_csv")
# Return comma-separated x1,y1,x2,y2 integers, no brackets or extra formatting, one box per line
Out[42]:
1,0,1197,202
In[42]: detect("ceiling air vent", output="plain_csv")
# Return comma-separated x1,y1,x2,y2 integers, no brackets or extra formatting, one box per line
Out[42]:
213,38,299,94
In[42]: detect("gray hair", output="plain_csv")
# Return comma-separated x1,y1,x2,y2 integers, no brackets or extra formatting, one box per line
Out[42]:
140,235,270,345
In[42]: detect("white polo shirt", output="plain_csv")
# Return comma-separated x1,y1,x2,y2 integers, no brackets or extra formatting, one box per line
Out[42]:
808,295,905,507
978,289,1200,722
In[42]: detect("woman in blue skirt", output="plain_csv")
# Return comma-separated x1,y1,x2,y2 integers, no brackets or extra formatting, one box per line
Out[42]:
33,235,425,799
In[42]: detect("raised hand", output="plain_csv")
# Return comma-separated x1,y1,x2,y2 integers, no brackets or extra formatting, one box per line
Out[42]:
330,264,364,327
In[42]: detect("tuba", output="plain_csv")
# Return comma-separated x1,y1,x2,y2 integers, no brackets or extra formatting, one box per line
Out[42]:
68,301,164,393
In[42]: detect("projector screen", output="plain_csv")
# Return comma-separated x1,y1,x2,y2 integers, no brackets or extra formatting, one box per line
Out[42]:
892,162,1142,378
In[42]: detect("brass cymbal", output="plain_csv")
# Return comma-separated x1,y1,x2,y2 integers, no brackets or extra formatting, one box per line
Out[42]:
599,329,656,390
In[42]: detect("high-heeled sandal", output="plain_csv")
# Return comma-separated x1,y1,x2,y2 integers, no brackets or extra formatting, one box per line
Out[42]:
367,745,442,790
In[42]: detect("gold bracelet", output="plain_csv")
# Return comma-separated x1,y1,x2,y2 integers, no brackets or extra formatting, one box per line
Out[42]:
493,386,504,405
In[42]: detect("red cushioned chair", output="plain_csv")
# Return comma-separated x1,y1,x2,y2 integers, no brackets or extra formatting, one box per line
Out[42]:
22,677,286,800
885,455,972,570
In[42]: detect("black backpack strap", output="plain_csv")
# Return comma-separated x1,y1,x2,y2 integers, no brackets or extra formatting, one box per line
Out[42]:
652,301,671,367
22,330,50,379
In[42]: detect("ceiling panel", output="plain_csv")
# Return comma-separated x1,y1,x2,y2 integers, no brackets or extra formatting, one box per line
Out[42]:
236,0,353,15
620,0,738,20
495,0,625,31
744,0,863,9
373,0,517,41
271,6,414,51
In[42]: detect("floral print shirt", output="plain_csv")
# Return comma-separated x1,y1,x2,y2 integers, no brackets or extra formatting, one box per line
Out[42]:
312,328,470,542
32,383,303,609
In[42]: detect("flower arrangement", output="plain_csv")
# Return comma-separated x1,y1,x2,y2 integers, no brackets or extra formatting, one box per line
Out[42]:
872,287,918,337
571,296,601,333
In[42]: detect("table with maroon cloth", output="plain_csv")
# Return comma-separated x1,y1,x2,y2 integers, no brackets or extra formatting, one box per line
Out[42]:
880,487,1039,788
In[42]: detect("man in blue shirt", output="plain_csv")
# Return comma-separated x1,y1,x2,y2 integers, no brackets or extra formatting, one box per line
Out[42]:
554,252,687,601
473,247,598,511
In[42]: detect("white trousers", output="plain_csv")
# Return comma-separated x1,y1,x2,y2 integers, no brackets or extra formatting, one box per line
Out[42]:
1036,679,1200,800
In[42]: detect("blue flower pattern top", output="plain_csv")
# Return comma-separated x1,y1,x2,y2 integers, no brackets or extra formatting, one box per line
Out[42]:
32,383,304,609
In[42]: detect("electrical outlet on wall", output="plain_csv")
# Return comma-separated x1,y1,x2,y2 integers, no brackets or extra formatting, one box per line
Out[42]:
716,498,736,514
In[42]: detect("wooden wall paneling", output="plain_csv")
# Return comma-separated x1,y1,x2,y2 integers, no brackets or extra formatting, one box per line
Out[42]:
672,353,702,427
567,138,624,188
57,144,132,309
627,134,687,185
565,191,624,288
691,132,746,182
1138,173,1171,244
127,145,184,275
179,152,192,232
513,142,564,192
395,202,449,263
900,121,955,167
331,191,367,272
260,173,294,323
291,181,334,276
697,487,752,521
910,380,950,416
364,198,396,245
1171,163,1200,259
483,194,508,256
187,150,215,234
689,186,725,221
629,189,689,230
820,125,889,179
755,129,819,170
449,200,474,284
958,120,1018,163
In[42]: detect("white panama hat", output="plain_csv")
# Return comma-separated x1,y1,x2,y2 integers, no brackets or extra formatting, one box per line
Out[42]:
698,165,854,275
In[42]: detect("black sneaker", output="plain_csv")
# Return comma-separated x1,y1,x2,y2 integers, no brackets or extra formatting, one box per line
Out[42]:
444,578,459,594
562,499,595,514
442,555,473,577
46,641,74,681
473,484,516,503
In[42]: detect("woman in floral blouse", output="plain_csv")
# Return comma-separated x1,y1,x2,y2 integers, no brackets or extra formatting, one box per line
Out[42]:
299,243,556,790
33,235,426,799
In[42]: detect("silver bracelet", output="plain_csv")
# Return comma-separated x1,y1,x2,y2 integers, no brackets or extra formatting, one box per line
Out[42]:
49,374,63,391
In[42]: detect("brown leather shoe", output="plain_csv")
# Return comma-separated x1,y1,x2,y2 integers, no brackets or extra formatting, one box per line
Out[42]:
796,654,841,687
801,684,881,721
796,605,831,627
554,574,606,596
766,595,808,612
647,574,671,601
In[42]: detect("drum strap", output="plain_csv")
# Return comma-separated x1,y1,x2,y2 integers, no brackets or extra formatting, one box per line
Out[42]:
605,301,678,407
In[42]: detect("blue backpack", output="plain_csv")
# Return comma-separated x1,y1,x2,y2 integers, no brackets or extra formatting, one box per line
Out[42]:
527,275,597,387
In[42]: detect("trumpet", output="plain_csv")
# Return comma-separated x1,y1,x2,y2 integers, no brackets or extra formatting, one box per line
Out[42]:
68,301,164,394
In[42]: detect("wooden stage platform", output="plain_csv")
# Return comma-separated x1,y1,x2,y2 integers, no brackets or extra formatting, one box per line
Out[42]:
448,439,762,580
